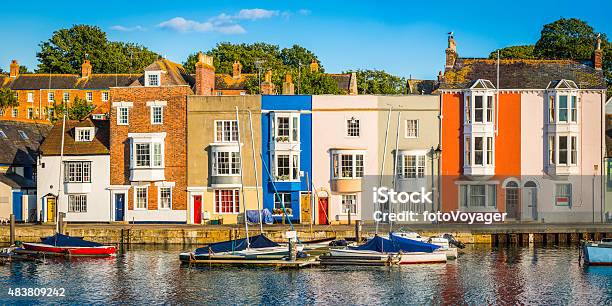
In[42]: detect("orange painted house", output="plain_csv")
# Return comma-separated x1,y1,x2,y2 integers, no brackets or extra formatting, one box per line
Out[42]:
439,34,606,222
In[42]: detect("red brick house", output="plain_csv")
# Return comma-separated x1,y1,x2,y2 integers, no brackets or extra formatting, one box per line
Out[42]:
108,56,214,222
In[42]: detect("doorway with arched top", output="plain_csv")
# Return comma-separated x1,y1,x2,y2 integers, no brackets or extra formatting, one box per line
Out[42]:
522,181,538,221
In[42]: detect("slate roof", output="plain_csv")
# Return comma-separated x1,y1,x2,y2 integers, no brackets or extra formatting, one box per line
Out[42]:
329,74,352,93
75,74,139,89
0,172,35,188
0,120,52,166
7,74,79,90
407,79,438,94
440,58,606,90
40,118,109,156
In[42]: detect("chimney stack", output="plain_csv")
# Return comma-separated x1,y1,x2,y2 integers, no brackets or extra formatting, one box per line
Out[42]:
232,60,242,78
81,60,92,78
594,34,603,70
309,59,319,73
445,32,457,70
348,72,358,95
282,73,294,95
195,52,215,95
260,70,275,95
9,60,19,78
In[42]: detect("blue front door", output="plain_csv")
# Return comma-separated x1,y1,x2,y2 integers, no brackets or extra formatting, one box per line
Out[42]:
115,194,125,221
12,191,23,221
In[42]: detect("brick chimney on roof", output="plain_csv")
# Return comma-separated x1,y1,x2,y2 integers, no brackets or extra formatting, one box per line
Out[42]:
81,60,92,78
282,73,294,95
260,70,275,95
594,35,603,70
232,60,242,79
445,32,457,71
195,52,215,95
9,60,19,78
309,59,319,72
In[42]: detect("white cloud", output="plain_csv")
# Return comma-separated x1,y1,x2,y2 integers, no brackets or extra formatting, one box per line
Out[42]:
110,25,145,32
236,8,279,20
158,8,281,35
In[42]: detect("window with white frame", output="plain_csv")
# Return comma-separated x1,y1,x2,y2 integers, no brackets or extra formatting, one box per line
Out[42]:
332,152,364,179
459,184,496,208
117,107,129,125
135,186,148,209
397,155,425,179
145,72,160,87
273,153,300,181
102,91,109,102
465,94,494,124
158,187,172,209
215,120,238,142
134,142,163,168
272,113,299,143
273,193,292,211
68,194,87,213
548,94,578,124
548,135,578,166
212,151,240,175
0,130,6,138
555,183,572,206
18,130,28,140
86,92,93,102
464,136,494,166
63,92,70,102
341,194,357,214
27,92,33,102
12,108,18,118
215,189,239,213
48,92,55,102
151,106,163,124
64,161,91,183
27,108,33,119
346,117,360,137
76,127,93,142
405,120,419,138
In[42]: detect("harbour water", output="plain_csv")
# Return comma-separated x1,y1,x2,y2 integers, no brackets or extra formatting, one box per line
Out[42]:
1,245,610,305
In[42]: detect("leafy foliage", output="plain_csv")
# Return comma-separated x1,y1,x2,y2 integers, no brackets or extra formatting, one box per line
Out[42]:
53,97,95,121
0,88,19,110
488,45,535,59
37,25,159,74
343,69,407,94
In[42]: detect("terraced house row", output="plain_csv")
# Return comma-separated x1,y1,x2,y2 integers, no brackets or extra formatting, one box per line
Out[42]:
0,35,609,224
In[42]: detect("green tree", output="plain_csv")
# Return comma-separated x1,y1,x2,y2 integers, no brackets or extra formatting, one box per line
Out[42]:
344,69,407,94
36,25,159,74
53,97,95,121
488,45,535,59
280,45,319,70
19,65,30,74
534,18,604,60
0,88,19,110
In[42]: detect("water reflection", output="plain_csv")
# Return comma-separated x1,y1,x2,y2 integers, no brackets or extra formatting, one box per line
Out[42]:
0,245,610,304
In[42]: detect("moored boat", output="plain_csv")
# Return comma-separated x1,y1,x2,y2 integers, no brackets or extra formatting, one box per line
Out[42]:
582,238,612,266
392,232,460,259
21,233,116,257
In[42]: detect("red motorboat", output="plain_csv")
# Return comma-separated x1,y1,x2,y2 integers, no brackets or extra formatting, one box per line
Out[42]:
22,233,116,257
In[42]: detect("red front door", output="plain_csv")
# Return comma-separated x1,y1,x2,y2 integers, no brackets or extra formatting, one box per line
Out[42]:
194,195,202,224
318,197,329,225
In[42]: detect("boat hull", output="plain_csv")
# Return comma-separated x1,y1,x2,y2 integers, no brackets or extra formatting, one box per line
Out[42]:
329,249,447,264
583,243,612,265
180,246,303,263
22,242,116,257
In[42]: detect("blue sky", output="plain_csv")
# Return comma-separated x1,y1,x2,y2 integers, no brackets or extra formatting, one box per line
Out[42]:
1,0,610,79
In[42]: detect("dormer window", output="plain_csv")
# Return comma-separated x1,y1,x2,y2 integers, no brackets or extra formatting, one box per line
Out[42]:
464,79,495,125
75,127,94,142
145,71,161,87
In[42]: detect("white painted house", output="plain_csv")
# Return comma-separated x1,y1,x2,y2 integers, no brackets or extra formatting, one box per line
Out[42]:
37,118,111,222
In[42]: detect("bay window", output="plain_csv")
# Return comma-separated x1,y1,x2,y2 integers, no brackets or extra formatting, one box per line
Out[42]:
464,136,494,167
464,93,494,124
135,143,163,167
397,155,425,179
272,113,299,143
547,92,578,124
548,135,578,166
474,96,483,123
332,152,365,179
273,153,299,181
212,151,240,175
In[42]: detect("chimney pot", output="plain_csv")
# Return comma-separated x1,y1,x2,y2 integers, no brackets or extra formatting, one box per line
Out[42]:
9,60,19,78
282,73,294,95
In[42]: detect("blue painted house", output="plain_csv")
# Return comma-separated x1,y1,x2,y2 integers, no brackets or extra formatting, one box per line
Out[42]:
261,95,312,223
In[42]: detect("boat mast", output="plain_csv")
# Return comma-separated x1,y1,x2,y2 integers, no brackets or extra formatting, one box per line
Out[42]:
247,109,263,234
376,107,392,235
235,106,250,248
55,111,66,234
390,111,401,234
